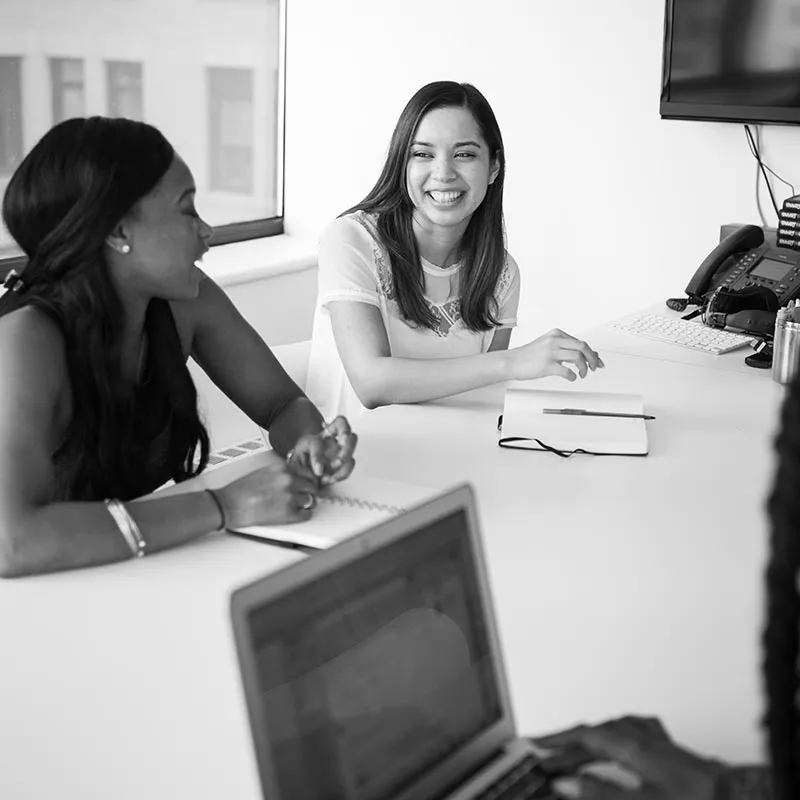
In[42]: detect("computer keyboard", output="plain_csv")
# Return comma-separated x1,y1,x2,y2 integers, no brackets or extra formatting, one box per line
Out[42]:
607,313,756,355
474,755,555,800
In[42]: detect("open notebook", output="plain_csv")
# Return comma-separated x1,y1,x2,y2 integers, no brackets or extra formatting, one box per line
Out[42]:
229,473,439,550
499,387,650,456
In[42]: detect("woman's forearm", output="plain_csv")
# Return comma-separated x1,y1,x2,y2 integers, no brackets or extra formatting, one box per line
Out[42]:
0,490,222,578
264,396,326,455
351,350,513,408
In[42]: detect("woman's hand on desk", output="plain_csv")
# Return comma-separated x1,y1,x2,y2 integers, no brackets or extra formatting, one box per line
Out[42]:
507,329,604,382
532,715,722,799
215,452,322,526
287,415,358,487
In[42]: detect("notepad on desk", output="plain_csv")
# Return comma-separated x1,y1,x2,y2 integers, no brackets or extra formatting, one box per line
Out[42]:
228,473,439,550
499,388,650,456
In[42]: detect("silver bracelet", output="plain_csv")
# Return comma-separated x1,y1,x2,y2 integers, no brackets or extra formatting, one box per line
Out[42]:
104,498,147,559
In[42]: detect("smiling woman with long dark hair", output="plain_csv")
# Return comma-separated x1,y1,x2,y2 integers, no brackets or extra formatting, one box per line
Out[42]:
0,116,356,577
305,80,604,421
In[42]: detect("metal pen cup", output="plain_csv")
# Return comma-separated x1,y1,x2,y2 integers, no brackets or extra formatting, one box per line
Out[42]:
772,316,800,384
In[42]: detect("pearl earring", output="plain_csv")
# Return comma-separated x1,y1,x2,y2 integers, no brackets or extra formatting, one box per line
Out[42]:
120,244,131,254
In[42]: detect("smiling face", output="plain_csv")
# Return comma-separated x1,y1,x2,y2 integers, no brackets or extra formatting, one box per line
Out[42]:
405,105,499,238
108,155,213,301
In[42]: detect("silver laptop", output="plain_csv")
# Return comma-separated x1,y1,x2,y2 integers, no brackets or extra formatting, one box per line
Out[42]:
230,483,554,800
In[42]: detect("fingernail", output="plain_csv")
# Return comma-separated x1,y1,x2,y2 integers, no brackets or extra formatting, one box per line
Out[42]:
551,777,581,799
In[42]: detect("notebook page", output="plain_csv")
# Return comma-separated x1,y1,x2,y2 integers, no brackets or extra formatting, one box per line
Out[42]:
230,473,438,549
500,389,649,455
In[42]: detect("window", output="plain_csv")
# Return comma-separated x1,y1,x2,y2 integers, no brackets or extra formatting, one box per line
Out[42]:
1,0,285,272
50,58,86,124
106,61,144,120
0,57,23,177
208,67,254,194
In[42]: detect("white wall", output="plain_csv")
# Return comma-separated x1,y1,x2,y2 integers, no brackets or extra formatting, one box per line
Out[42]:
283,0,800,344
190,264,317,448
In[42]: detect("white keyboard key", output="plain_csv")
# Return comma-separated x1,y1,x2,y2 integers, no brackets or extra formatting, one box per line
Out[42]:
608,314,755,355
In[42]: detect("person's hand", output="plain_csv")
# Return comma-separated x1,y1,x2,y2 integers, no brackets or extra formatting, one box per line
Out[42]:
508,329,605,382
215,451,322,527
532,716,723,799
287,416,357,487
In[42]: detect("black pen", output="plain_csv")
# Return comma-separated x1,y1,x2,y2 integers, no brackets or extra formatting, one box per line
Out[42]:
542,408,656,420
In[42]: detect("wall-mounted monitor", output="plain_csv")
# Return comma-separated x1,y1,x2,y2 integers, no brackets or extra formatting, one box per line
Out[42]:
661,0,800,125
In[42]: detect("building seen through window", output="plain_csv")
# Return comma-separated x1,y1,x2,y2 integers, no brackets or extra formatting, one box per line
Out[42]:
0,0,283,263
50,58,86,124
208,67,255,195
0,57,23,179
106,61,144,121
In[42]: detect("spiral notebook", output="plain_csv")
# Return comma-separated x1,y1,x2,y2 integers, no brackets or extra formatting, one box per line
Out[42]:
229,473,439,550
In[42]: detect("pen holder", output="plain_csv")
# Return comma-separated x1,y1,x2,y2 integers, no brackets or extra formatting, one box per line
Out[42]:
772,318,800,385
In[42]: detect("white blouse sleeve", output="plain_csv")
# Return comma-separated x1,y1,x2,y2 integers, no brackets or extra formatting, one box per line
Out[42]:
495,252,521,329
317,215,381,309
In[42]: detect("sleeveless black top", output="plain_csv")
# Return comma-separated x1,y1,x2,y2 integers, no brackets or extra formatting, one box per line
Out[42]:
50,370,175,501
47,300,188,501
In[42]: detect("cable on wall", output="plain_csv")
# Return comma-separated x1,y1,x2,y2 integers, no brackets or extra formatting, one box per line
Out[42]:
744,124,798,230
755,127,796,196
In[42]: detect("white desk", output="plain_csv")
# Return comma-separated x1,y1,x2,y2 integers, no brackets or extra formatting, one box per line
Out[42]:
0,322,787,799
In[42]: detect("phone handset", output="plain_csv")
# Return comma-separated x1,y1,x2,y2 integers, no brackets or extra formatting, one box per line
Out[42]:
685,224,765,304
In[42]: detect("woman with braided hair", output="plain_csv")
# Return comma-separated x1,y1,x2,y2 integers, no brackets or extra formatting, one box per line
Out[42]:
0,117,357,577
761,364,800,800
528,376,800,799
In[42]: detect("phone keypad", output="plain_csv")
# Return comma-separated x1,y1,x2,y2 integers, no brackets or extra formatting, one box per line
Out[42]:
724,256,800,303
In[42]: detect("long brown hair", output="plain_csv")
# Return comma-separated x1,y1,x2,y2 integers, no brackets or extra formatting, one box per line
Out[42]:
344,81,506,332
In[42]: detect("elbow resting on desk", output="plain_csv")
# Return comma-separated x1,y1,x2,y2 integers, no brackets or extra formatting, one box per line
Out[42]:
0,506,81,579
0,528,27,579
0,515,63,579
346,357,402,409
344,352,512,409
350,378,390,411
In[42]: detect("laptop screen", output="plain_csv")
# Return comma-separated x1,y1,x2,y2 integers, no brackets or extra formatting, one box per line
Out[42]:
244,508,504,800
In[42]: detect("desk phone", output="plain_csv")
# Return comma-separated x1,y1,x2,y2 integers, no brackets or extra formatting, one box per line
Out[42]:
685,224,800,307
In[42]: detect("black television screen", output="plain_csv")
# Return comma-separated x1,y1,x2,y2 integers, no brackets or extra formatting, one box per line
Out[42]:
661,0,800,125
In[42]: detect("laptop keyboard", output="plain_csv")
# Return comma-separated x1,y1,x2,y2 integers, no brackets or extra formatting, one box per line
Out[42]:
474,754,555,800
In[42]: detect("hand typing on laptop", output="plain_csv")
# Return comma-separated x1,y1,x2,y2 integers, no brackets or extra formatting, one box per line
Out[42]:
532,715,723,799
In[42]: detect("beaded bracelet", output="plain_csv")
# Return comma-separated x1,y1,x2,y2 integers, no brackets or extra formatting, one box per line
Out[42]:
104,498,147,558
206,489,227,531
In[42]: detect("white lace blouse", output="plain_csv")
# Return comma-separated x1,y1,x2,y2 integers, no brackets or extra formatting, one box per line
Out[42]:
305,210,521,421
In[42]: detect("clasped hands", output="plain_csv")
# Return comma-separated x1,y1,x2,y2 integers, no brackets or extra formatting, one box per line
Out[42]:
285,416,358,510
